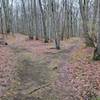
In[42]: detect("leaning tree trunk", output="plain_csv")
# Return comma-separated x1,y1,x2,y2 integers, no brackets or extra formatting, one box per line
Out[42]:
79,0,95,47
51,0,60,49
91,0,98,43
93,0,100,60
38,0,48,43
2,0,10,37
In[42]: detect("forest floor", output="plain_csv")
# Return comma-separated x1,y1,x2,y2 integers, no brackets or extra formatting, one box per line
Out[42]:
0,34,100,100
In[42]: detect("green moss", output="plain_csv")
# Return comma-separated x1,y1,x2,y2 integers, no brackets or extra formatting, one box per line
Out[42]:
93,55,100,61
96,97,100,100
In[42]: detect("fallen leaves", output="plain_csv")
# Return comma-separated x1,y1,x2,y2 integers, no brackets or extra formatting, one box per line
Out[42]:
0,46,15,97
53,39,100,100
1,34,100,100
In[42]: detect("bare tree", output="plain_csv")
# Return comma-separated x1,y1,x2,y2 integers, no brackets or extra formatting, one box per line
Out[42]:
51,0,61,49
2,0,10,37
79,0,95,47
93,0,100,60
34,0,38,40
91,0,98,42
0,0,4,38
38,0,48,43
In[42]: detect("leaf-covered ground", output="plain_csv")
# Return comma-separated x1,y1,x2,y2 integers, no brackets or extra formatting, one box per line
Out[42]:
0,34,100,100
0,43,15,97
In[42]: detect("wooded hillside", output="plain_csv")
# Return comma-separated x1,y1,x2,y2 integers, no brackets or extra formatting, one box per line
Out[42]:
0,0,100,100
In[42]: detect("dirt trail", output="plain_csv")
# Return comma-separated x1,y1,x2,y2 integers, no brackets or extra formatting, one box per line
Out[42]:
0,35,81,100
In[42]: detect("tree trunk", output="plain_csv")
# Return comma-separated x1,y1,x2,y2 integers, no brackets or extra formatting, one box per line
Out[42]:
91,0,98,43
93,0,100,60
2,0,10,37
79,0,95,47
0,7,4,38
34,0,38,40
38,0,48,43
55,33,60,50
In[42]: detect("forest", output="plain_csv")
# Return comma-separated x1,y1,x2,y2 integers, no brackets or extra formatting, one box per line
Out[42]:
0,0,100,100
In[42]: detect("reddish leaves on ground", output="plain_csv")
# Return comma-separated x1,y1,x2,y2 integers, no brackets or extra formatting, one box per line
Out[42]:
0,35,100,100
0,46,15,97
55,45,100,100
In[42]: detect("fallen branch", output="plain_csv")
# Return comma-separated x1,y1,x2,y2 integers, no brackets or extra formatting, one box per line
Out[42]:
28,83,51,95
